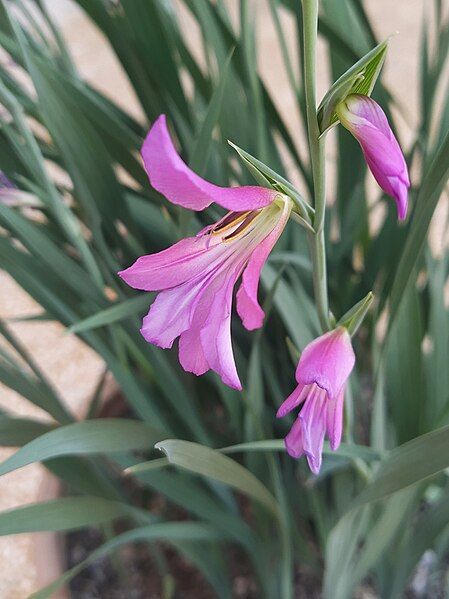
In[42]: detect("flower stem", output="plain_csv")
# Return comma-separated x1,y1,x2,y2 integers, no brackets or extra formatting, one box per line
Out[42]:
302,0,331,331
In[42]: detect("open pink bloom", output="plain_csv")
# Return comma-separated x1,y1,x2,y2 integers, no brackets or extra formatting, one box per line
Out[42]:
336,94,410,221
276,327,355,474
119,115,292,390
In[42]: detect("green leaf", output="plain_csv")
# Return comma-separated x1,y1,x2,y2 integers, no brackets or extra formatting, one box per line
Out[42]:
155,439,278,514
317,40,388,134
69,294,150,333
189,48,234,175
352,423,449,509
0,419,163,477
388,128,449,331
0,496,148,536
390,488,449,597
0,416,54,446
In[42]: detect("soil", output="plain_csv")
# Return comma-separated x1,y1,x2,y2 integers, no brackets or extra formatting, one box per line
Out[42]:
65,526,261,599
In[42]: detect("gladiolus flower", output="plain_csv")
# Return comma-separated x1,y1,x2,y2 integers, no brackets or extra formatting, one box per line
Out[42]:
276,327,355,474
119,115,293,390
336,94,410,221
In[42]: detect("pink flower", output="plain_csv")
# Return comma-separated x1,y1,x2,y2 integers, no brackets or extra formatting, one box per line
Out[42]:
276,327,355,474
119,115,292,390
336,94,410,221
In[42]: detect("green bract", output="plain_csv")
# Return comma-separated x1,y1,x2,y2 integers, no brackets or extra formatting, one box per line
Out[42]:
317,40,388,134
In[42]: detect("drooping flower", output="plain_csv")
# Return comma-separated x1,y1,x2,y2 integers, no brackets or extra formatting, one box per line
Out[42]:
119,115,293,390
276,327,355,474
336,94,410,221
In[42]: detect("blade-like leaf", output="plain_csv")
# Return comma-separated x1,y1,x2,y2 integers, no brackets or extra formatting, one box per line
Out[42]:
0,419,163,477
155,439,278,514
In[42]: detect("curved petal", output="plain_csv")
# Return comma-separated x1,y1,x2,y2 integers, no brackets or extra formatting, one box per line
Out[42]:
142,115,276,211
326,387,345,451
299,386,327,474
344,94,391,137
387,175,409,221
178,328,209,377
284,386,327,474
296,328,355,400
276,383,307,418
118,235,224,291
200,269,242,390
357,125,406,177
236,199,291,330
284,417,305,459
140,276,205,348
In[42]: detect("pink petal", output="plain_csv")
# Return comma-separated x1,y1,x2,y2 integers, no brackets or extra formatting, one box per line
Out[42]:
346,94,391,137
178,328,209,377
140,276,205,348
118,236,224,292
142,115,276,212
284,417,305,459
276,383,307,418
284,386,327,474
236,201,291,330
200,271,242,390
296,328,355,400
326,387,345,451
299,387,327,474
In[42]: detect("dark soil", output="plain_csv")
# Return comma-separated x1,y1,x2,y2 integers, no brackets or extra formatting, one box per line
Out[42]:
65,527,262,599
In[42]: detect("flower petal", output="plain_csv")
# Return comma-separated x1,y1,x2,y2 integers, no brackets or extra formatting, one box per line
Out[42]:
276,383,307,418
200,270,242,390
178,328,209,377
299,386,327,474
236,199,291,330
140,277,204,348
118,235,224,291
326,387,345,451
142,115,276,211
284,417,305,459
296,328,355,400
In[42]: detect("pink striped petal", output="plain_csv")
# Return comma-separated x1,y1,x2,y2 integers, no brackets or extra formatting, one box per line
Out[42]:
140,276,204,348
200,272,242,390
142,115,277,212
118,236,226,292
236,201,291,330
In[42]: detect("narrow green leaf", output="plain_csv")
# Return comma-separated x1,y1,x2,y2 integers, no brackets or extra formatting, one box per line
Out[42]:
0,419,163,477
388,128,449,331
155,439,278,514
0,496,147,536
190,48,234,174
0,416,54,446
69,294,150,333
352,423,449,509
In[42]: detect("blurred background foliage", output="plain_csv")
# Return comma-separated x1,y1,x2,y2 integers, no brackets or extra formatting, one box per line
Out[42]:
0,0,449,597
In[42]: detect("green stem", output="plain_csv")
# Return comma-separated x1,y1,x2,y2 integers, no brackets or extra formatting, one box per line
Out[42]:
302,0,331,331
